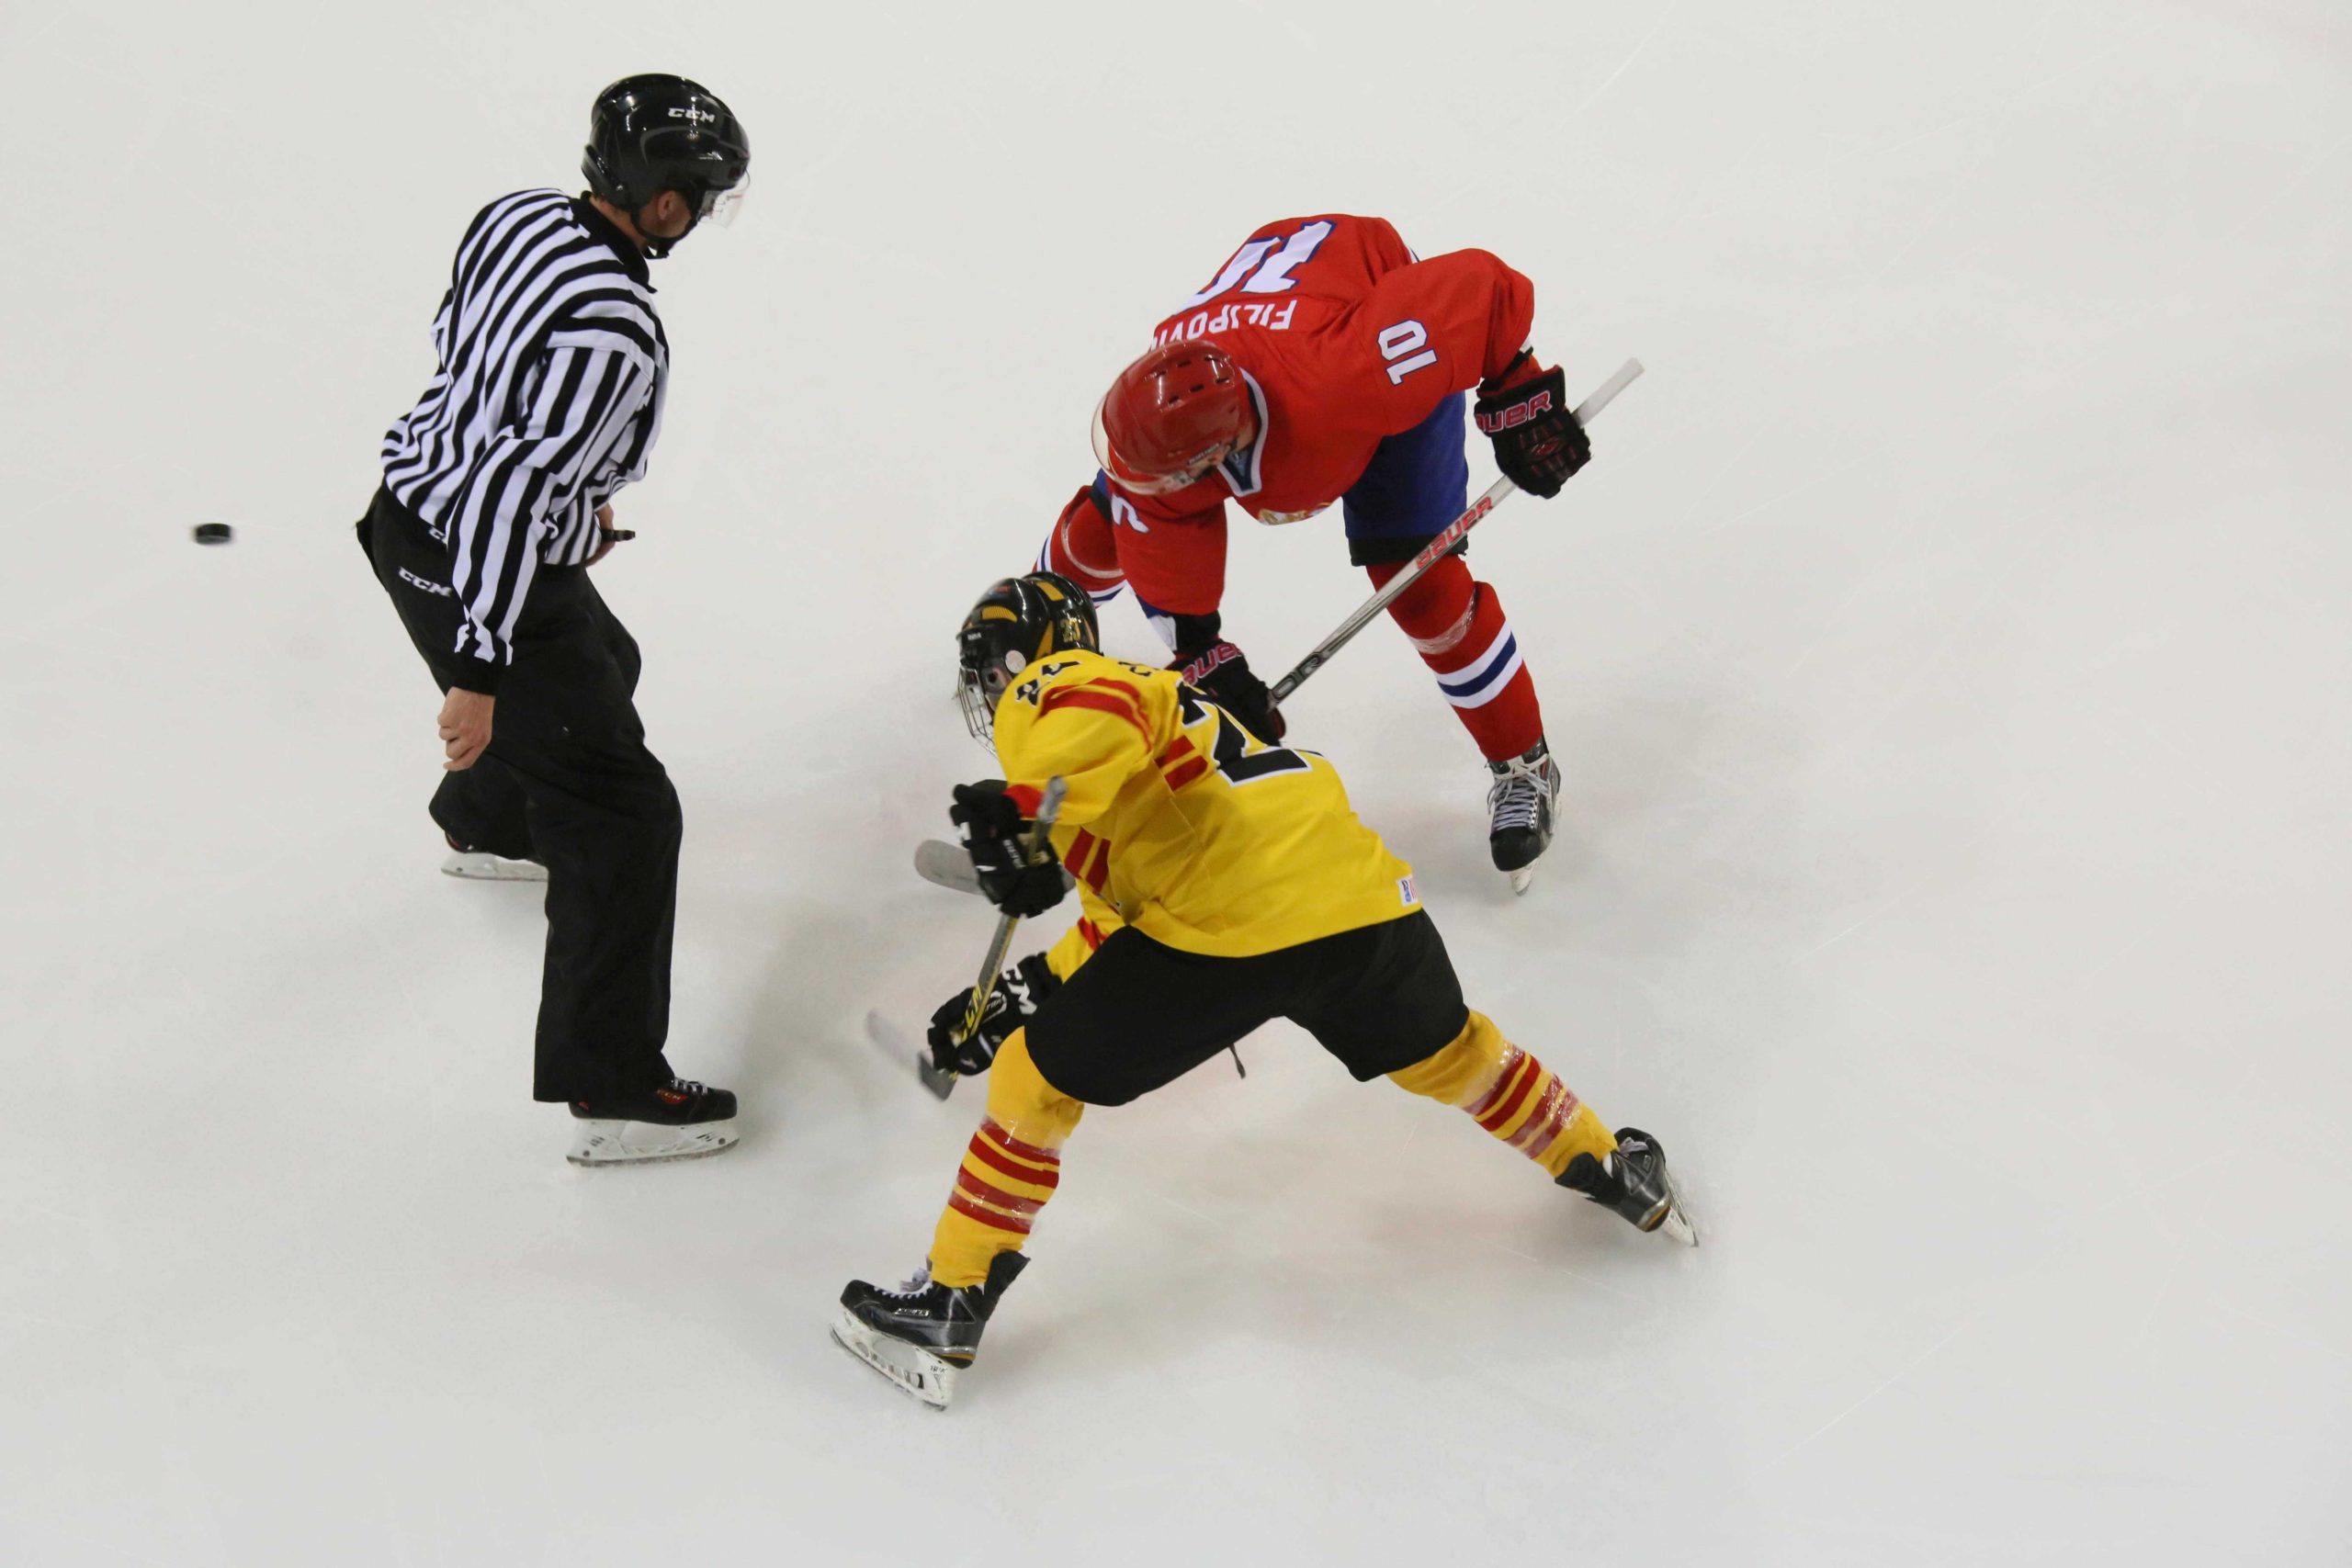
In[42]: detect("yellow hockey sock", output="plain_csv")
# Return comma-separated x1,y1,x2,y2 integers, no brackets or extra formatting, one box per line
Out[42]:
1387,1010,1614,1179
928,1030,1086,1289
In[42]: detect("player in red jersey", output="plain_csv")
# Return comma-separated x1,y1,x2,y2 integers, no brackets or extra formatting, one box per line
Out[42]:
1035,214,1593,886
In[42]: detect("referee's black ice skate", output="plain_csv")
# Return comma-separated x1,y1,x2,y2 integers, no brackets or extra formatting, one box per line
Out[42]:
1557,1127,1698,1246
440,829,547,883
831,1250,1029,1410
1487,738,1561,896
566,1077,740,1166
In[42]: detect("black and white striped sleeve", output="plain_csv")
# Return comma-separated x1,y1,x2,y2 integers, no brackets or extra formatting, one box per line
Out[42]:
442,333,652,688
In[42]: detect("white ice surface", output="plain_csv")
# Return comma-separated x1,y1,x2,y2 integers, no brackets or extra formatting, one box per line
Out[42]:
5,3,2348,1562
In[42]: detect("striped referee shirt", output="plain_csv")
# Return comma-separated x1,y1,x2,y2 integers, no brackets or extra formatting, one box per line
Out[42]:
381,189,668,688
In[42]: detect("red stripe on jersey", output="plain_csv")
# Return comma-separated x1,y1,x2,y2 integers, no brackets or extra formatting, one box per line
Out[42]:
1079,836,1111,893
1165,757,1209,790
947,1190,1033,1235
1476,1056,1543,1134
956,1168,1046,1219
967,1132,1060,1190
979,1119,1062,1168
1465,1046,1528,1120
1038,687,1150,741
1064,828,1098,878
1078,918,1105,951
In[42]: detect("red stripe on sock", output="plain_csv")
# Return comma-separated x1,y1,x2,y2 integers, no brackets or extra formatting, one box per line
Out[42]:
967,1134,1060,1190
948,1190,1033,1235
1476,1056,1543,1134
1464,1046,1527,1120
1508,1080,1570,1155
980,1119,1062,1168
956,1168,1046,1219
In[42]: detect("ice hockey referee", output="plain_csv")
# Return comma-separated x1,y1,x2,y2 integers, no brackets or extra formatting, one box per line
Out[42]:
356,74,750,1166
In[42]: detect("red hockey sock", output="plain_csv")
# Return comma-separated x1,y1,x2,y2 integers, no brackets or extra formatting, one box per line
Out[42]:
1036,487,1125,600
1372,555,1544,762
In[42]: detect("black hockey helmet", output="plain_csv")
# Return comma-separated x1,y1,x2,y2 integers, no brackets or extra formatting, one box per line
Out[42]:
956,571,1101,739
582,74,750,233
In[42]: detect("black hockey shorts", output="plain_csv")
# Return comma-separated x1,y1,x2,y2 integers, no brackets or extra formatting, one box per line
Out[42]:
1024,911,1470,1107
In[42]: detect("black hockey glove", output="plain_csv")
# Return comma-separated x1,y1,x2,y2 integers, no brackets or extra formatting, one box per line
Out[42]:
926,953,1059,1077
1474,358,1590,499
949,781,1068,918
1166,613,1286,743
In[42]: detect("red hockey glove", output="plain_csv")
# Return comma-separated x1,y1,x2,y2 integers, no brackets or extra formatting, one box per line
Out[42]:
1474,355,1590,499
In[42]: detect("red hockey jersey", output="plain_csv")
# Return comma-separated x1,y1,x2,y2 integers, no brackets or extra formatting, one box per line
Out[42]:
1097,214,1537,615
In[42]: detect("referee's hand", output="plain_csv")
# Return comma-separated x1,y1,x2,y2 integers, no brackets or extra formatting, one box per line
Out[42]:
438,688,494,771
586,502,629,567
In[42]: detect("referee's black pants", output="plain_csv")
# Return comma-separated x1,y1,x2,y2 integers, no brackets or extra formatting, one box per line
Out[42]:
359,486,680,1102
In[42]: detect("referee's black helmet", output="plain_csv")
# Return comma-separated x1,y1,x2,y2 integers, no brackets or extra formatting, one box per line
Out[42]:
582,74,750,222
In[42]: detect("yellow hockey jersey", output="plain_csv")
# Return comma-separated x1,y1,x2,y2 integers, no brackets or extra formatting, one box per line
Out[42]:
992,649,1420,958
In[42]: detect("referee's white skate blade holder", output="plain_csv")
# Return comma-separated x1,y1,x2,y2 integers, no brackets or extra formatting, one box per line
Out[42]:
565,1117,740,1167
830,1309,958,1411
1510,865,1536,897
441,848,548,882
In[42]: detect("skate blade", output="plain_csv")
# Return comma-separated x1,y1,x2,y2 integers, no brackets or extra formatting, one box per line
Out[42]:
830,1307,957,1410
1509,864,1535,896
441,851,548,883
1643,1180,1700,1247
566,1117,741,1167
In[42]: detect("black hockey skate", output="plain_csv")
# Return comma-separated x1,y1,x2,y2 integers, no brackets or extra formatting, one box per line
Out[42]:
1557,1127,1698,1246
566,1077,741,1167
831,1250,1029,1410
1487,739,1561,896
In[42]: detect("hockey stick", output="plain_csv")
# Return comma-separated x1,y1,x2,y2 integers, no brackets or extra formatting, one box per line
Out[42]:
914,775,1069,1100
1267,357,1645,709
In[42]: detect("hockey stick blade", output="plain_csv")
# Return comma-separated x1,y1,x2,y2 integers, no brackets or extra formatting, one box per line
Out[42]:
915,837,1075,898
865,1010,957,1100
914,838,981,896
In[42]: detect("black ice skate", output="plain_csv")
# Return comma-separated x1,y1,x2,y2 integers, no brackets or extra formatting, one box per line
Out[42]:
566,1077,741,1166
1557,1127,1698,1246
440,830,547,883
831,1250,1029,1410
1487,739,1562,895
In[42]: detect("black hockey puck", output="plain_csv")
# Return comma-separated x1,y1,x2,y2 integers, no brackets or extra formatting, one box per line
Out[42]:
193,523,234,545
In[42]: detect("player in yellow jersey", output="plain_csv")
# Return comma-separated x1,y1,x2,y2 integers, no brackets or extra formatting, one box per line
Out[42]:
831,572,1695,1408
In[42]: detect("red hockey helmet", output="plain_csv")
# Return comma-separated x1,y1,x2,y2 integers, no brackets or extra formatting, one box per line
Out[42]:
1091,340,1250,495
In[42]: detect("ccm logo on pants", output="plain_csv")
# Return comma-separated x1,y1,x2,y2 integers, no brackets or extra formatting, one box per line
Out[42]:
398,567,453,599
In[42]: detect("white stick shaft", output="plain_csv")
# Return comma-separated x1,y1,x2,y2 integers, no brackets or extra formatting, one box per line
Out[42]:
1268,358,1644,707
